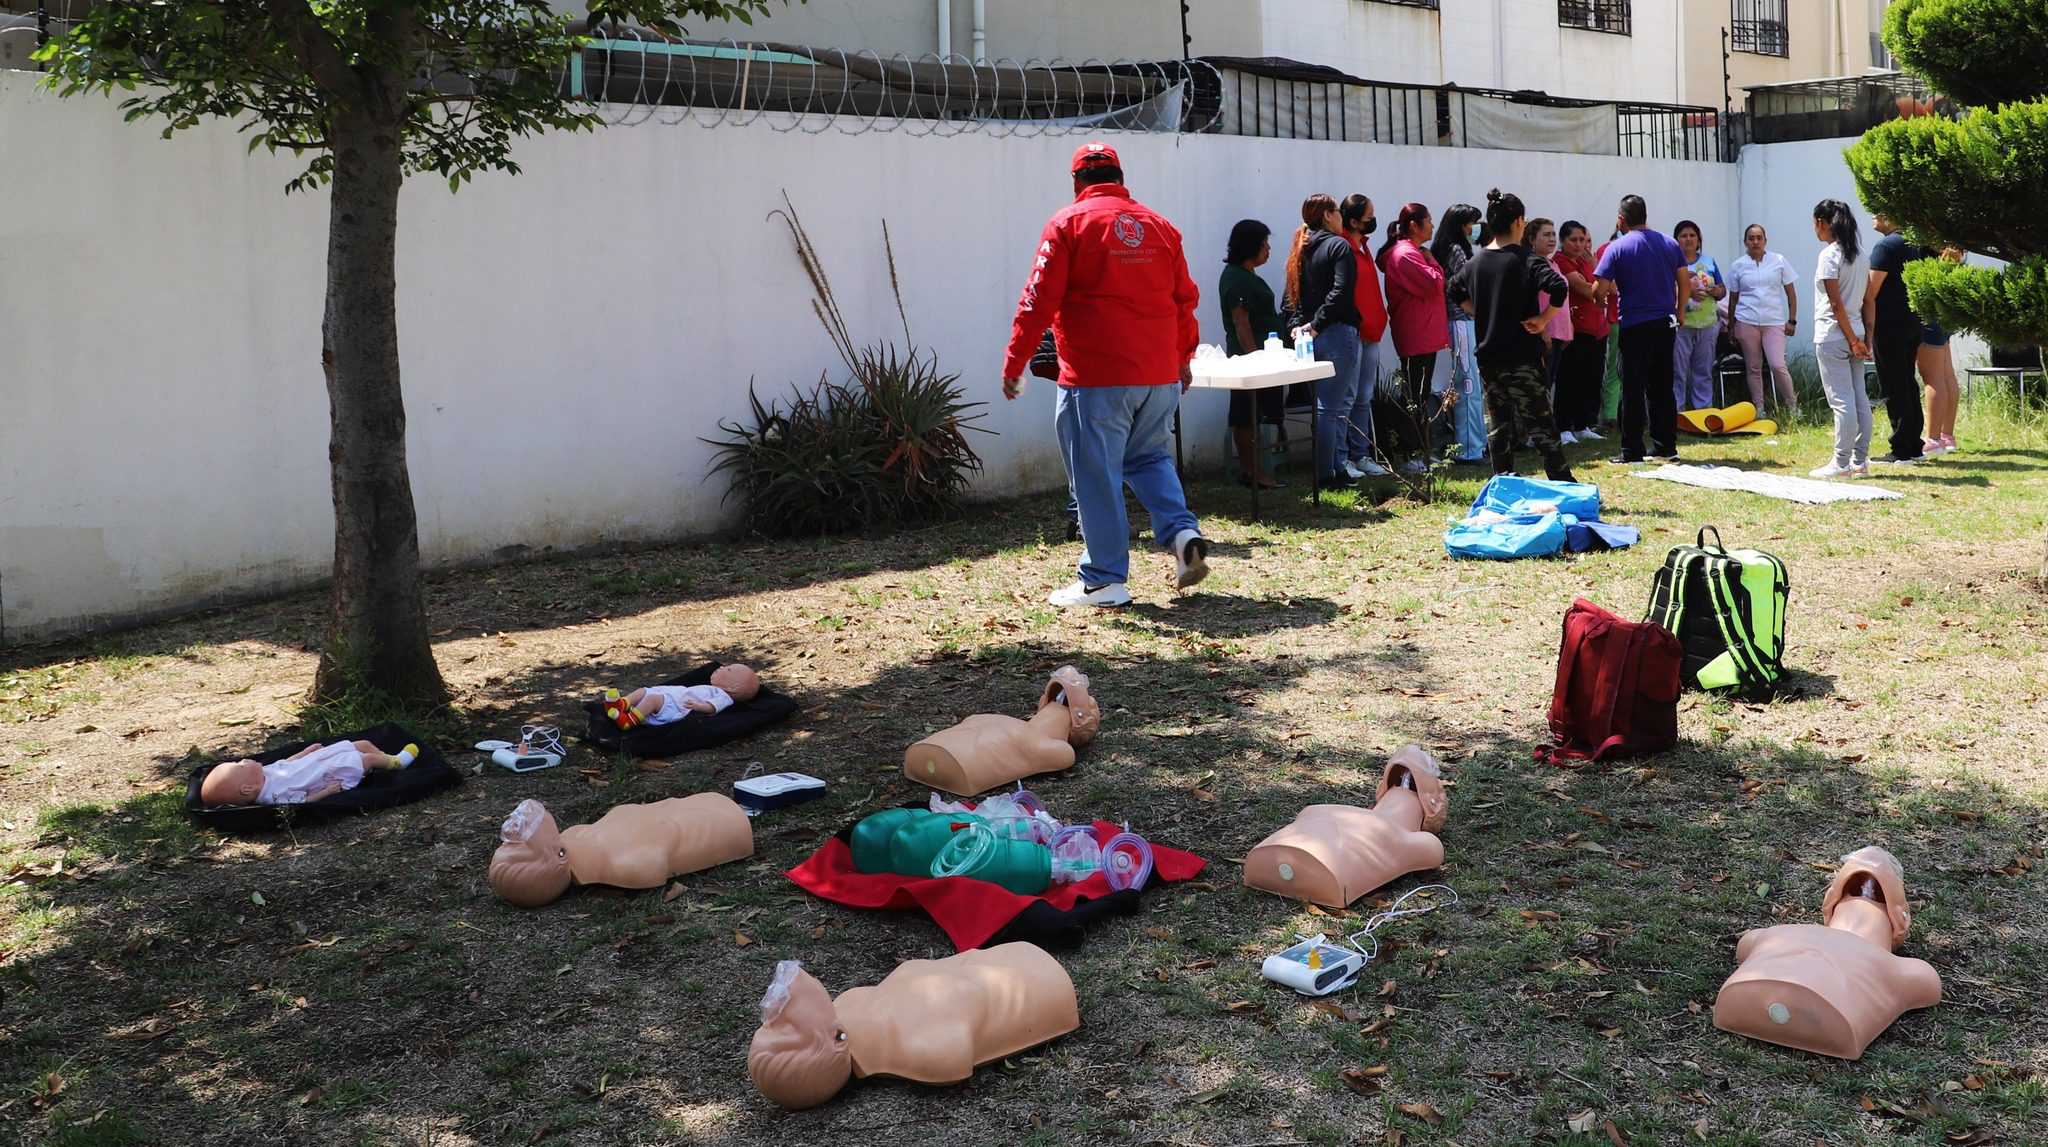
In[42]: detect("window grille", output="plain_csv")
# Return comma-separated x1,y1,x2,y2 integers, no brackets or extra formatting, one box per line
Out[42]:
1367,0,1440,9
1731,0,1789,57
1558,0,1631,36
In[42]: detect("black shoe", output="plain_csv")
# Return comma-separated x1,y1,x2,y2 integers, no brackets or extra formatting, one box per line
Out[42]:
1237,474,1290,489
1064,519,1080,542
1316,474,1357,492
1608,454,1644,465
1650,453,1681,463
1870,452,1925,464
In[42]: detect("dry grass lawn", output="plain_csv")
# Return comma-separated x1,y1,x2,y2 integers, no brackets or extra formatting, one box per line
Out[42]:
3,411,2046,1147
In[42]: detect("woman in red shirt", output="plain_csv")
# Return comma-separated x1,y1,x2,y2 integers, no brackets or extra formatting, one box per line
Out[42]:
1553,220,1609,441
1339,193,1392,478
1375,203,1453,470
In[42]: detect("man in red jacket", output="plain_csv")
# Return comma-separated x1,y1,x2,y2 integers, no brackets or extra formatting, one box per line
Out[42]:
1001,142,1208,608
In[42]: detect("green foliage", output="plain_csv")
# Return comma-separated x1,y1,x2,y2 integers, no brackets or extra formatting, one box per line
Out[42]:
1882,0,2048,111
1847,0,2048,347
707,349,988,538
34,0,785,192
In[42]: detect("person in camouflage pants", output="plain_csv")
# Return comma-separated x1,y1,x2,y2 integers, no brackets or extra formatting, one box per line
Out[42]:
1481,359,1574,480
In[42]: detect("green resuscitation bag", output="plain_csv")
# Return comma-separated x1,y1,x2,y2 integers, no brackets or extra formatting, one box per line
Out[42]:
848,808,1050,894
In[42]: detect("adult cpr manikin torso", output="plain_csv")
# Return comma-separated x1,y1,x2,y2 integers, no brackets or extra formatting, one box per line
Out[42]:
747,943,1080,1108
1712,846,1942,1059
489,794,754,907
1242,746,1448,908
904,668,1099,796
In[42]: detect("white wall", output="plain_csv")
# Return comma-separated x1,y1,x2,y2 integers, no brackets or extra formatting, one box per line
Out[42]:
0,69,1736,642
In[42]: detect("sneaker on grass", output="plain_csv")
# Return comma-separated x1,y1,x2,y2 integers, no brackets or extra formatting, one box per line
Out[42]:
1808,461,1850,479
1170,528,1209,590
1048,581,1132,608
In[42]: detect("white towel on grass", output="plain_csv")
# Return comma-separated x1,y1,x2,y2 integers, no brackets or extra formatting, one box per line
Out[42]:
1632,464,1903,504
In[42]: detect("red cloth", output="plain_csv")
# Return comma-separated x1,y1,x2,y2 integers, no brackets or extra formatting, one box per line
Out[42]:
1349,236,1390,344
1376,239,1450,357
1002,184,1201,388
1594,241,1622,325
1556,251,1609,337
787,820,1207,952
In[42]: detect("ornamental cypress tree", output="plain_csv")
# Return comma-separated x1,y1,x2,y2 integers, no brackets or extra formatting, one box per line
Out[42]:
1846,0,2048,578
36,0,783,706
1846,0,2048,351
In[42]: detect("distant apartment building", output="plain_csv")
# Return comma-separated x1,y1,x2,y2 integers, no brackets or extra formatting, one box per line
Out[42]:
682,1,1899,109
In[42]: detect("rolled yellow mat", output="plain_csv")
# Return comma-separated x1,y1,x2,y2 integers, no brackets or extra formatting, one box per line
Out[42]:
1736,419,1778,436
1705,402,1758,434
1678,408,1718,435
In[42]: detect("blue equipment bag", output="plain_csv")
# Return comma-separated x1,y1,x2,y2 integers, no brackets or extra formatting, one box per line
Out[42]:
1445,512,1568,560
1471,475,1601,521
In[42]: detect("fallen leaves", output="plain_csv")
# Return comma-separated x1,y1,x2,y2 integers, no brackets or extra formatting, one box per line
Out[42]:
1395,1101,1444,1126
1340,1066,1387,1095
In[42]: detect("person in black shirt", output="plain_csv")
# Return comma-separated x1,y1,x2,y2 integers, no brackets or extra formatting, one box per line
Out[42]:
1863,214,1929,464
1445,189,1576,482
1284,194,1366,491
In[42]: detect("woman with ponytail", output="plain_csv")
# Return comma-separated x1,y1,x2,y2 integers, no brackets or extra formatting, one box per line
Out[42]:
1808,198,1872,479
1376,203,1452,470
1287,193,1368,491
1432,203,1490,466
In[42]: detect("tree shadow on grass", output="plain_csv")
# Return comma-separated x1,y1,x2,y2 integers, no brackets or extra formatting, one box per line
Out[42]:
6,636,2045,1146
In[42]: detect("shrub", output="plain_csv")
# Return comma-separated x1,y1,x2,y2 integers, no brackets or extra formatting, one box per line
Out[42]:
708,351,986,538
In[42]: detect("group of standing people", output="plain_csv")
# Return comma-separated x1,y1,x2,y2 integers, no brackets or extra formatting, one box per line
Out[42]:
1246,189,1721,485
994,141,1966,611
1803,200,1962,478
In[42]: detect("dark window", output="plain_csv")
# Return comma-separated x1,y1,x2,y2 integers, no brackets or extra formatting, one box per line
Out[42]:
1558,0,1632,36
1367,0,1441,8
1732,0,1789,57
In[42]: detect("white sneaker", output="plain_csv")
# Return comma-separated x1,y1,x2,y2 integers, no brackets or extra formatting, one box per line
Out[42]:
1341,459,1365,480
1170,528,1210,589
1400,459,1428,474
1845,465,1870,479
1350,458,1391,477
1559,430,1579,445
1808,461,1849,479
1048,581,1132,608
1577,428,1604,441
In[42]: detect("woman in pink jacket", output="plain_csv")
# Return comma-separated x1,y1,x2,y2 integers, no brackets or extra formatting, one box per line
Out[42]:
1376,203,1453,470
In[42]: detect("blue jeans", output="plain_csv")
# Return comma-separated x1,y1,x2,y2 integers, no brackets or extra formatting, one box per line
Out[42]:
1054,383,1200,588
1449,315,1489,460
1313,323,1362,477
1343,337,1383,465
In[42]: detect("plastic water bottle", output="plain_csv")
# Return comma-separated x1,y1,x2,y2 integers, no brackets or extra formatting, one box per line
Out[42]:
1297,329,1315,363
1263,332,1283,355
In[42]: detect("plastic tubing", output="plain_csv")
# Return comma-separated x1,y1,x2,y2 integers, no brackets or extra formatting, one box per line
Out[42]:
930,822,998,878
1100,831,1155,891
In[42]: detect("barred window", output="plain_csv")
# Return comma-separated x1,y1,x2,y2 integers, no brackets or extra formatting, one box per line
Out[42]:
1366,0,1441,8
1558,0,1632,36
1732,0,1790,57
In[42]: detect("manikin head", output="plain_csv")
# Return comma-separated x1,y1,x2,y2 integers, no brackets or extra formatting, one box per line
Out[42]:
747,961,854,1109
489,799,575,907
710,663,762,702
200,759,266,807
1040,665,1100,746
1821,845,1913,949
1377,745,1449,834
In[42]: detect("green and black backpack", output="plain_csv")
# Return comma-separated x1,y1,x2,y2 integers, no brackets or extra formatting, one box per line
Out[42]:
1645,526,1790,698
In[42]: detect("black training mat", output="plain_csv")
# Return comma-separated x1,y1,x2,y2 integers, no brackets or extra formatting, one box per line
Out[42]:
183,722,460,833
581,661,800,757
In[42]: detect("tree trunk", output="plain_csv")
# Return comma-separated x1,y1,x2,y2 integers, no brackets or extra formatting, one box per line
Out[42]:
311,108,449,708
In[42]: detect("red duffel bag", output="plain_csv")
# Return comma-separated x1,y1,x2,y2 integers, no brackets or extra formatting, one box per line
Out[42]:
1534,598,1682,765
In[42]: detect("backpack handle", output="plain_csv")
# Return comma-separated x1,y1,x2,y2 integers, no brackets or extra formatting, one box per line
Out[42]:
1697,525,1725,551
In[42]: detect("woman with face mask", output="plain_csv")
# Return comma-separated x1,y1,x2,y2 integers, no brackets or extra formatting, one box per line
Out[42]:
1337,193,1393,478
1376,204,1452,473
1431,203,1489,466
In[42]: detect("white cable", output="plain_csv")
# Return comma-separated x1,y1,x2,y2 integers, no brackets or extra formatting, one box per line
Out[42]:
1339,883,1459,963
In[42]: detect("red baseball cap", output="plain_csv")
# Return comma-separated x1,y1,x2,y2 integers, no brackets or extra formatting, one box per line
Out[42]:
1070,141,1121,173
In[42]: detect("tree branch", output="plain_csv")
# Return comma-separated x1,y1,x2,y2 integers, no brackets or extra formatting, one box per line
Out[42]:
261,0,364,107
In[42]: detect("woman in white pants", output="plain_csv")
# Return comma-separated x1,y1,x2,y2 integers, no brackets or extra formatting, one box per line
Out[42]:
1726,224,1800,416
1809,199,1871,479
